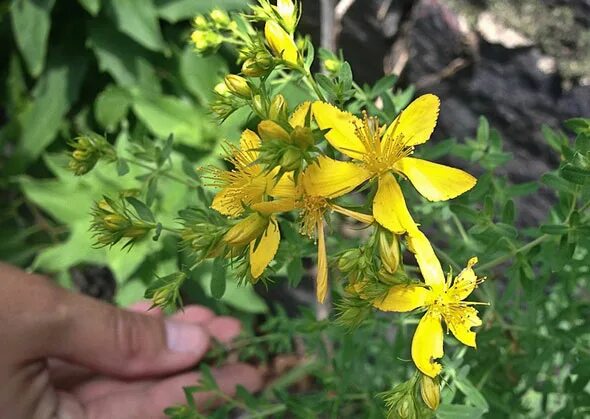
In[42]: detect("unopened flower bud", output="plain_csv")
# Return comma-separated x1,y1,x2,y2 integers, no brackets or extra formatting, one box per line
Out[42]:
269,94,288,121
224,213,268,246
338,249,361,272
264,20,299,65
193,15,208,29
209,9,230,27
191,30,222,53
420,375,440,411
224,74,251,99
258,120,290,142
279,147,302,171
276,0,297,33
379,229,400,274
251,95,266,117
324,58,341,73
214,82,230,96
290,126,314,149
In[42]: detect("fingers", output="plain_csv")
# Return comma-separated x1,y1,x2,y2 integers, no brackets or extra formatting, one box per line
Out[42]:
71,363,264,419
43,290,211,378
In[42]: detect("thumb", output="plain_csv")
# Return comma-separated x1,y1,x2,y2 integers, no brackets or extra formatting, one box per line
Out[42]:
43,285,211,378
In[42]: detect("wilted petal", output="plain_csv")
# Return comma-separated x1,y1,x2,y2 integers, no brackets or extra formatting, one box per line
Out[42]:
316,221,328,303
411,311,444,378
444,305,482,348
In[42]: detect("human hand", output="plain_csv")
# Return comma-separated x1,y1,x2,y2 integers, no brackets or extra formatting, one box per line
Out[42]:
0,263,263,419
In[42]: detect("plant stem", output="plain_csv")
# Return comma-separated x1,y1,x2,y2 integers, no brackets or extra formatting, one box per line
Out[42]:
478,234,549,271
126,159,200,189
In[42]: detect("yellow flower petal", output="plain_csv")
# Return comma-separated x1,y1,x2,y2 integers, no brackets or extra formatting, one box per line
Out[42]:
447,257,478,301
316,221,328,303
395,157,476,201
411,311,444,378
406,230,445,290
373,284,431,312
264,20,299,65
211,188,243,217
289,101,312,128
224,213,268,246
444,306,482,348
383,94,440,147
330,204,374,224
240,129,261,161
251,198,297,215
250,217,281,278
303,155,370,198
373,173,418,235
312,101,366,159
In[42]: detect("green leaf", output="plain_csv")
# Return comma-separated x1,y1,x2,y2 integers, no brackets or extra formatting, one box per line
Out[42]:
126,197,156,223
287,257,303,287
106,0,166,52
453,375,489,411
78,0,101,15
476,116,490,144
199,266,267,313
564,117,590,135
371,74,397,97
540,224,569,235
95,85,132,131
179,47,227,104
541,172,575,193
10,0,56,77
116,158,130,176
560,164,590,185
502,200,515,224
14,53,87,165
88,20,154,87
436,404,486,419
131,91,209,148
210,258,227,299
116,278,147,306
155,0,247,23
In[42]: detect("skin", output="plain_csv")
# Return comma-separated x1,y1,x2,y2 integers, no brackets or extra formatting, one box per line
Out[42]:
0,263,263,419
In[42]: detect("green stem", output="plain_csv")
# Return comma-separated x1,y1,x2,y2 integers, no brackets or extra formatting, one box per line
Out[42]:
300,67,327,101
478,234,549,271
126,159,200,189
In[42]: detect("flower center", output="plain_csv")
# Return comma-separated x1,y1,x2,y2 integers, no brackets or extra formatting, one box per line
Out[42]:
354,112,414,175
299,194,328,237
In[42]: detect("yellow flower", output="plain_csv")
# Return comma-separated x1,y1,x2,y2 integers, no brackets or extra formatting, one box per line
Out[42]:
253,170,373,302
304,95,477,234
374,237,484,377
265,20,299,65
205,130,276,218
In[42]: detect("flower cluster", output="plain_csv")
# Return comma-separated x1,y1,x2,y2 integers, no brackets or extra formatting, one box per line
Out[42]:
188,0,486,408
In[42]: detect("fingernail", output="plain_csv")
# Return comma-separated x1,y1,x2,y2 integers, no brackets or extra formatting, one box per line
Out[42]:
165,320,209,354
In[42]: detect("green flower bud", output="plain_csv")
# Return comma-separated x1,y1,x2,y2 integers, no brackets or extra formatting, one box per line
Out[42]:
269,94,288,121
279,147,302,172
224,74,252,99
290,126,314,149
420,375,440,411
251,95,267,117
209,9,230,27
258,120,290,142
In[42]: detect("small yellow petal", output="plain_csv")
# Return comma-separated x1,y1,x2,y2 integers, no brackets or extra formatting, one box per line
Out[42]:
303,155,370,198
373,284,431,312
211,188,243,217
373,173,418,235
316,221,328,303
444,306,482,348
250,217,281,278
330,204,374,224
270,172,301,199
264,20,299,65
312,101,366,159
395,157,476,201
406,230,445,290
383,94,440,147
240,129,262,160
289,101,312,128
412,311,444,378
251,198,297,215
448,256,478,301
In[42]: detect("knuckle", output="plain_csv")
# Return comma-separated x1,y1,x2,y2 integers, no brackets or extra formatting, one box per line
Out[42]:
112,310,147,361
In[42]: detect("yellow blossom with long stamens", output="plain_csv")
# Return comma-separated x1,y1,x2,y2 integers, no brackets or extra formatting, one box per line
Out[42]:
374,232,485,377
253,170,373,302
304,94,477,234
205,130,277,217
